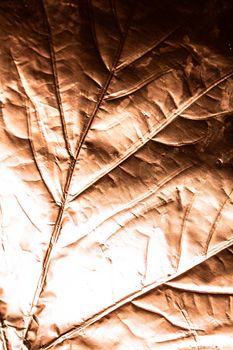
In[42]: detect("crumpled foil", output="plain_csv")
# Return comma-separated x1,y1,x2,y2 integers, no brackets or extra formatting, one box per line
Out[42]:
1,1,233,349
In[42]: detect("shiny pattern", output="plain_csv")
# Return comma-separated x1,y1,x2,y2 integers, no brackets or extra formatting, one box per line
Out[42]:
1,0,233,349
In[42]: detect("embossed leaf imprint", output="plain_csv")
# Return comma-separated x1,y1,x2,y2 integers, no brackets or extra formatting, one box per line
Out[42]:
1,0,233,349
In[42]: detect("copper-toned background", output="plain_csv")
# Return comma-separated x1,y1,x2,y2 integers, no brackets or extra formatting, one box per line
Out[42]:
1,0,233,349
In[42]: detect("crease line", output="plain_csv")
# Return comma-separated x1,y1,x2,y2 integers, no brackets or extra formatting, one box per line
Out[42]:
175,300,200,350
88,0,112,71
164,283,233,295
25,101,61,204
104,68,173,101
14,195,41,232
132,300,198,332
115,27,180,72
110,0,123,35
204,188,233,255
176,191,197,271
42,0,74,158
9,51,60,204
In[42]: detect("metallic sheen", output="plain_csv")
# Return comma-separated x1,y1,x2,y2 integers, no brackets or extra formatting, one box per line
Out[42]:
1,1,233,349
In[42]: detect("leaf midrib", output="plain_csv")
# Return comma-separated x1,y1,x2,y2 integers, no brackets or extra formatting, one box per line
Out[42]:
22,0,136,344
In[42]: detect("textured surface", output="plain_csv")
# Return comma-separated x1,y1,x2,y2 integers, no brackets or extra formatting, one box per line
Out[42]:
1,0,233,349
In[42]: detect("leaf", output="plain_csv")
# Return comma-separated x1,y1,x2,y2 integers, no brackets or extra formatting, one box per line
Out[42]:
0,0,233,349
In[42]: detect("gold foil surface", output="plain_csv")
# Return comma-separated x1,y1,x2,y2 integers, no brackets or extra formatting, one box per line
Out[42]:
0,1,233,349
